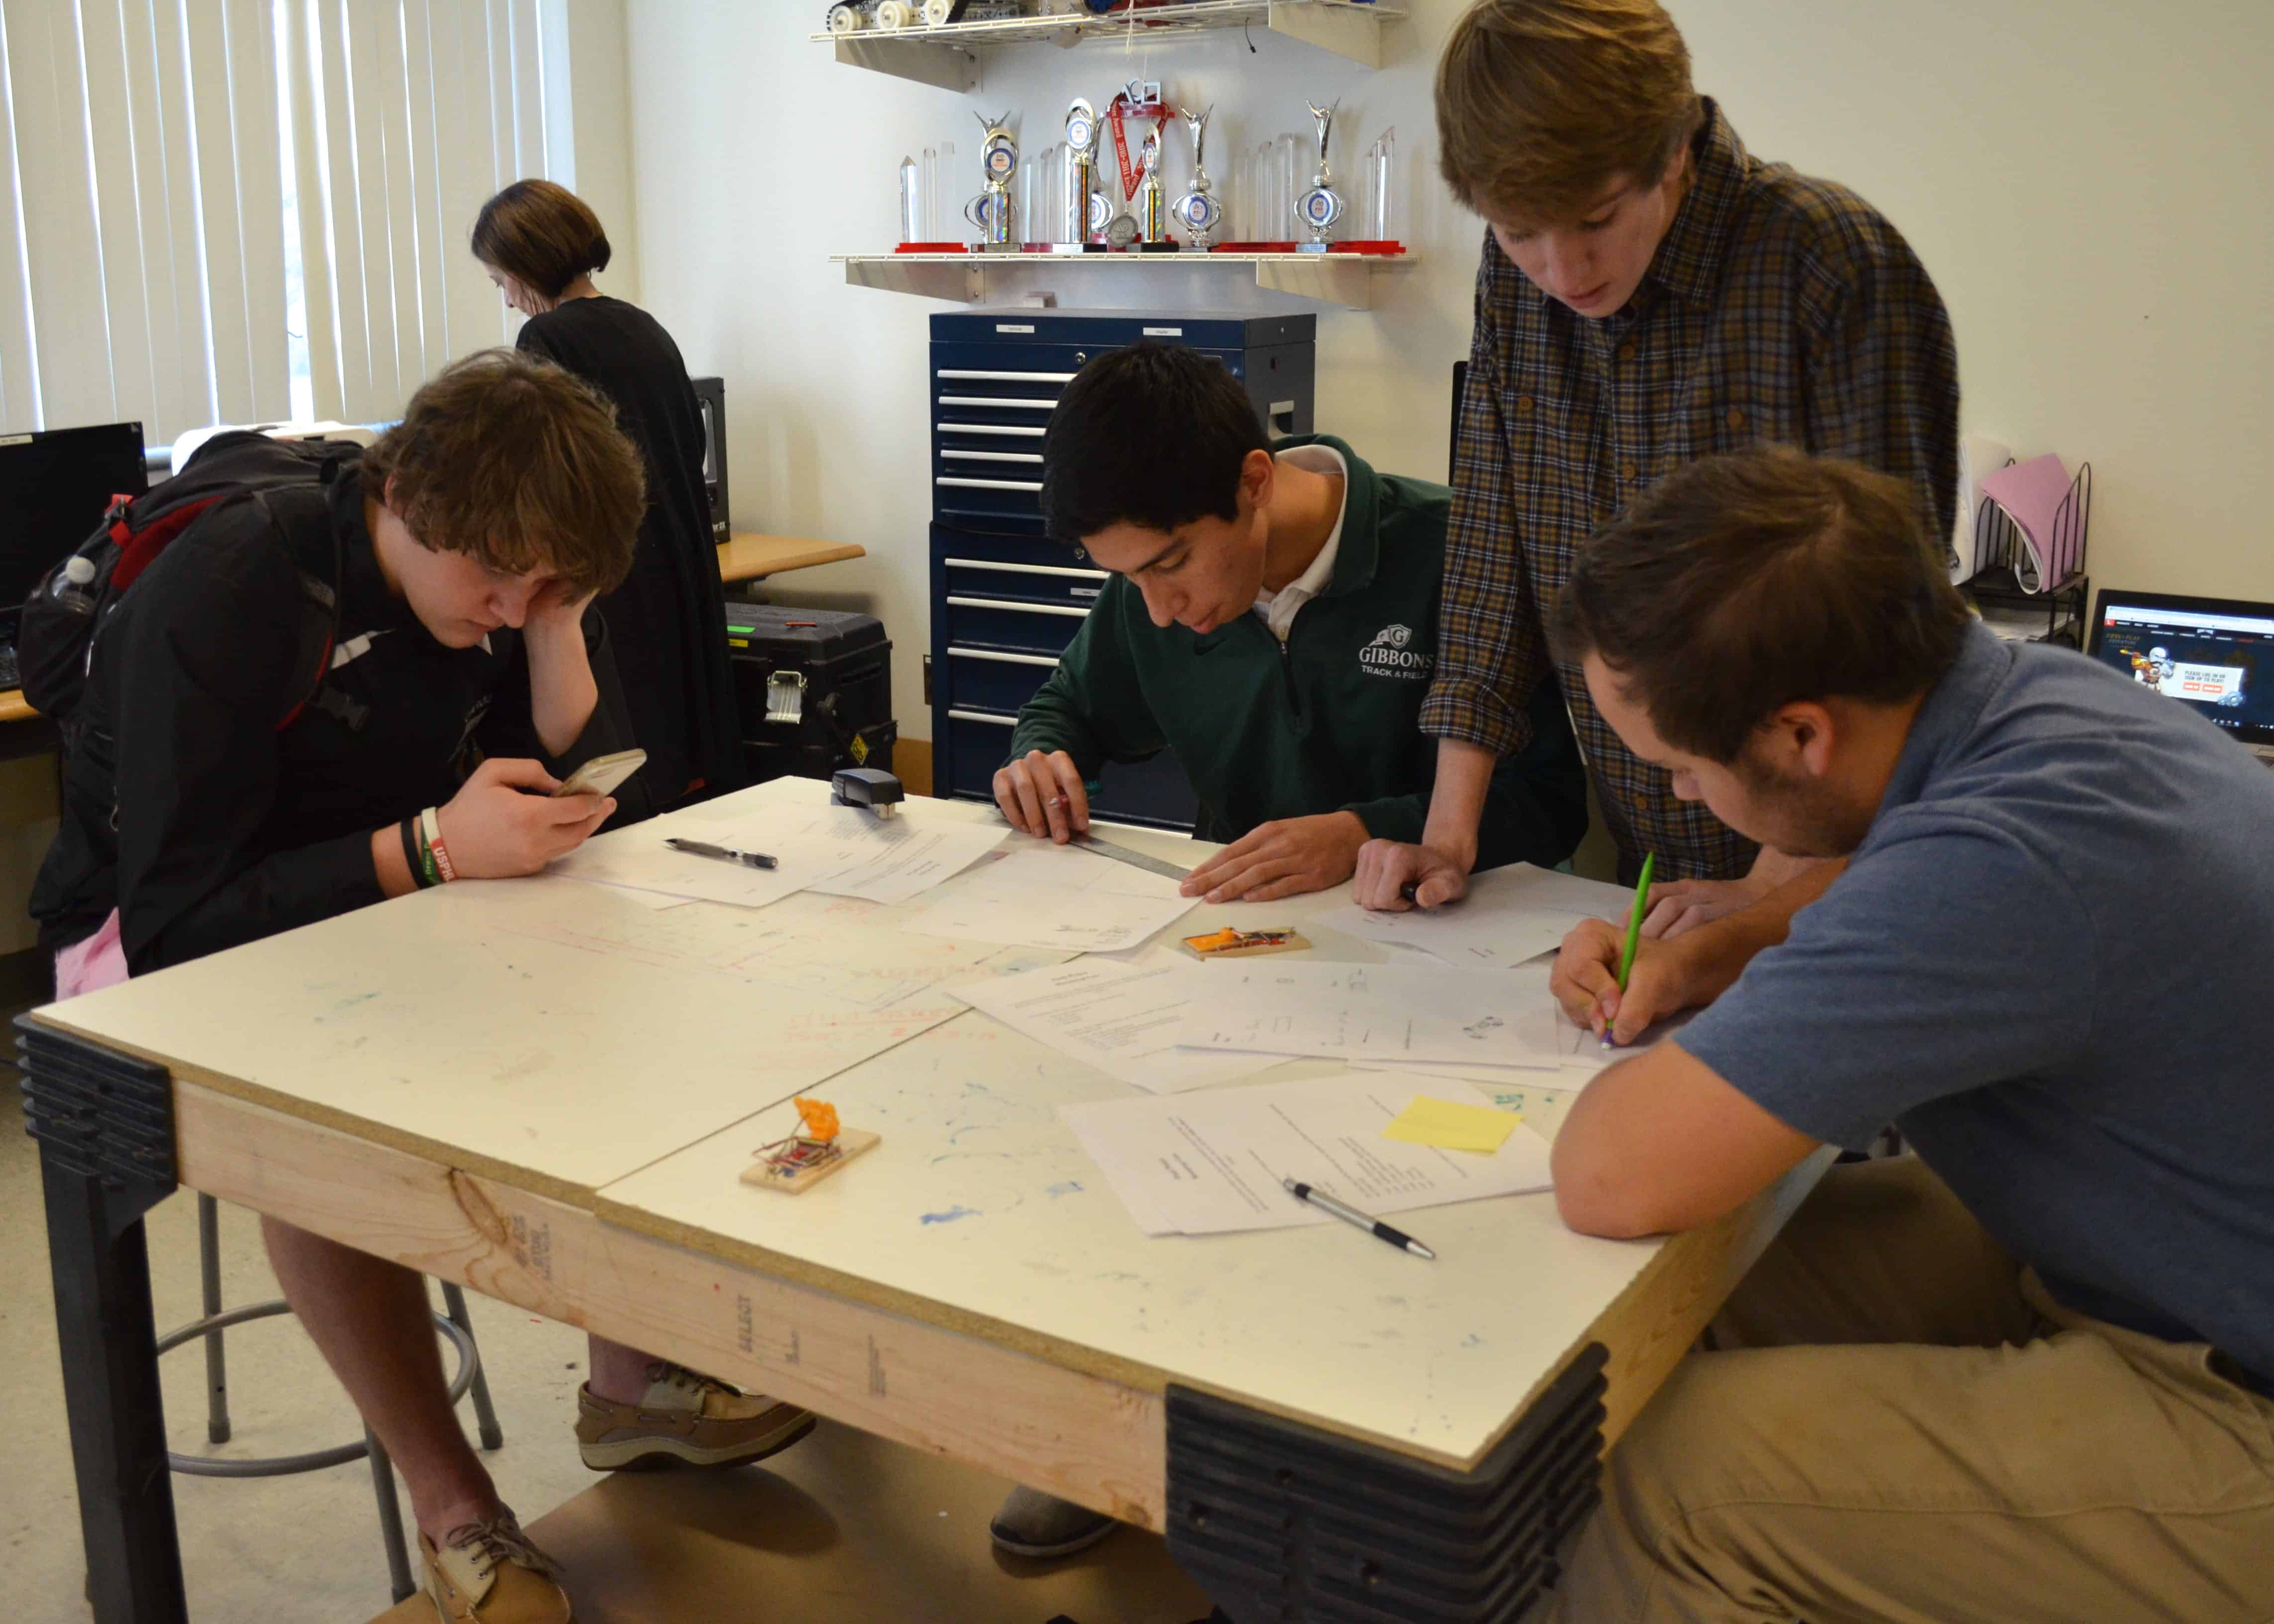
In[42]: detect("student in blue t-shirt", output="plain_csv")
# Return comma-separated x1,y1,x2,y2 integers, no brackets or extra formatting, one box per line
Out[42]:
1536,448,2274,1621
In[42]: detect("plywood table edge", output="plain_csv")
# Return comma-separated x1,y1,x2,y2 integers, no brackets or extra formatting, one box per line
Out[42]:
1480,1148,1837,1465
587,1188,1525,1477
0,688,37,723
21,1008,608,1214
160,1075,1172,1527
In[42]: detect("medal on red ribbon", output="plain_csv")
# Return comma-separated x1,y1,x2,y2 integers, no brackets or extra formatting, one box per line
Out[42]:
1104,79,1170,206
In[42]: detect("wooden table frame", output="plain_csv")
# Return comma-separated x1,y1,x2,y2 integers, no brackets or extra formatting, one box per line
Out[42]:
26,997,1822,1624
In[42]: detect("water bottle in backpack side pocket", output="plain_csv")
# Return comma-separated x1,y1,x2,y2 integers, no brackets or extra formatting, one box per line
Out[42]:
48,554,100,615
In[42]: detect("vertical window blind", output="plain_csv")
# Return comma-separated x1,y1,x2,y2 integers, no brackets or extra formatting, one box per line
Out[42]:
0,0,572,447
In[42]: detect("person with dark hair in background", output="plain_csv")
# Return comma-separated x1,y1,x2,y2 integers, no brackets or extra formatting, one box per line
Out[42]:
995,339,1588,909
1537,447,2274,1622
473,178,740,818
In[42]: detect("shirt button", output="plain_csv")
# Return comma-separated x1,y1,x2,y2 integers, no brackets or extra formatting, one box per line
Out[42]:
1621,459,1639,482
1616,341,1635,362
1515,395,1534,415
1726,406,1746,430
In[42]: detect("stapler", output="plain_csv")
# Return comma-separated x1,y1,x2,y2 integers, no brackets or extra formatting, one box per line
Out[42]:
831,766,904,819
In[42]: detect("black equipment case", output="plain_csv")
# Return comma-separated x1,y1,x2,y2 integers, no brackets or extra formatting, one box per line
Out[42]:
724,602,896,784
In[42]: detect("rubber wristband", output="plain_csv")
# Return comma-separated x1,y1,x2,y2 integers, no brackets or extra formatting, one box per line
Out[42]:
415,816,440,889
421,806,457,884
398,817,432,890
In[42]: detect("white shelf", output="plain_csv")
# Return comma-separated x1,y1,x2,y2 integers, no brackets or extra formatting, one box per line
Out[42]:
834,247,1416,309
815,1,1406,90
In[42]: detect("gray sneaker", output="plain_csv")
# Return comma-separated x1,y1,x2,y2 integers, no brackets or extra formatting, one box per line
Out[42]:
988,1485,1121,1559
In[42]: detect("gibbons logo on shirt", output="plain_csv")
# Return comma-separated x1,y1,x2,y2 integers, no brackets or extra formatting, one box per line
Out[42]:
1359,622,1433,680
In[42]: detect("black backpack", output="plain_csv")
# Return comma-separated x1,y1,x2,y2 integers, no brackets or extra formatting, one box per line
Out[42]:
20,431,350,741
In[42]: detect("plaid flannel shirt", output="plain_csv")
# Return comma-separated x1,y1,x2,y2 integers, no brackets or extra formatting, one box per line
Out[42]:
1419,100,1960,882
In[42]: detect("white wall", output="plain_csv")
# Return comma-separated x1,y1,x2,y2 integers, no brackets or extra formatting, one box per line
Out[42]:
565,0,643,303
622,0,2274,740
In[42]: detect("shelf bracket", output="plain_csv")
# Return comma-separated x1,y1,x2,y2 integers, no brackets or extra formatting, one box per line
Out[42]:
844,258,985,303
1255,254,1376,309
832,36,981,93
1267,0,1388,67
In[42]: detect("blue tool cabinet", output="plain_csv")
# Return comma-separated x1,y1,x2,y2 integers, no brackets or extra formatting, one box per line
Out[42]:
927,309,1317,829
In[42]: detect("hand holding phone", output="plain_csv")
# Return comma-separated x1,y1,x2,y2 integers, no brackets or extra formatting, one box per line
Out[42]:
550,748,647,800
436,758,616,878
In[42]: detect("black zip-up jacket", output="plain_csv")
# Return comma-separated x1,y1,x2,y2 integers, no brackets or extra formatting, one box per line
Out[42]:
31,464,630,974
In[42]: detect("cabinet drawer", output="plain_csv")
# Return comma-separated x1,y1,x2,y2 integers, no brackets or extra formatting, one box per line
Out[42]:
941,553,1107,609
931,526,1101,569
941,708,1019,800
939,707,1197,833
943,594,1090,654
943,644,1058,711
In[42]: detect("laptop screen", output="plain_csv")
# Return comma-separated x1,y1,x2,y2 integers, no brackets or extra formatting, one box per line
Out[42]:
2088,588,2274,745
0,422,149,638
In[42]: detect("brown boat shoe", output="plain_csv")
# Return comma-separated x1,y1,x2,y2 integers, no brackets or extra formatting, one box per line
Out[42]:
575,1359,816,1472
419,1514,572,1624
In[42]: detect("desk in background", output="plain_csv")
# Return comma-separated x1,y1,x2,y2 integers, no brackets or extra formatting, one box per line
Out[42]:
717,531,864,586
25,779,1824,1624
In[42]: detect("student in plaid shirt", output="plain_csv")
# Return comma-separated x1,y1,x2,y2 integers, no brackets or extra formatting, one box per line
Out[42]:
1352,0,1958,926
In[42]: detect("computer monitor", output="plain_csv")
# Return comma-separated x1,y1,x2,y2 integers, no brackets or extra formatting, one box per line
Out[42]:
2086,587,2274,748
0,421,148,642
690,376,729,542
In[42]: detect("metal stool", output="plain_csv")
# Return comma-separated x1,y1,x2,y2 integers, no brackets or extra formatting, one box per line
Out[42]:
157,1194,508,1604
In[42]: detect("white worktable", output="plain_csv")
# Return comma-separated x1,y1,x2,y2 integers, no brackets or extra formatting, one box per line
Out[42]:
29,777,1824,1600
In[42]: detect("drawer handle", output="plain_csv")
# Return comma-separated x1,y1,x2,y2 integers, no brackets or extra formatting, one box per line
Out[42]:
937,477,1045,492
946,595,1089,618
948,709,1018,726
936,422,1046,438
937,396,1056,410
948,646,1060,668
942,558,1108,581
937,369,1079,383
940,449,1045,464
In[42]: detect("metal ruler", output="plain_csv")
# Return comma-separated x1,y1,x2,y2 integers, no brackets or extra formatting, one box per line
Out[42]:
1070,830,1189,882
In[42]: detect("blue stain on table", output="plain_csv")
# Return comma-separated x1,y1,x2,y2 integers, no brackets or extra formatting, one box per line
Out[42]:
919,1205,980,1226
1045,1181,1084,1197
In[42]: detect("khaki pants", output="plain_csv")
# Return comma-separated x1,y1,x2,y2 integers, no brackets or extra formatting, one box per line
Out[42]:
1547,1157,2274,1623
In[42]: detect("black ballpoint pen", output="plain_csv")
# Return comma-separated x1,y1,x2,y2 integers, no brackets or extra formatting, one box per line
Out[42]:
1283,1177,1437,1260
664,837,778,870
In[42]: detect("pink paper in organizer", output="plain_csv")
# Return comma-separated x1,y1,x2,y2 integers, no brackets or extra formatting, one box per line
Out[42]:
1979,453,2076,592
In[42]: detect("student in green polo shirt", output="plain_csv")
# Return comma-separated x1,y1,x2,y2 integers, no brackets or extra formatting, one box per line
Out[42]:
995,340,1588,907
987,338,1590,1562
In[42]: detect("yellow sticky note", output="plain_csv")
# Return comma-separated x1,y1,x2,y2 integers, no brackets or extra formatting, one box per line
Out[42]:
1382,1096,1524,1154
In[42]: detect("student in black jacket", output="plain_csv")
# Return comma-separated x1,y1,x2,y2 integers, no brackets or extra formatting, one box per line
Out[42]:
32,353,812,1624
475,178,741,816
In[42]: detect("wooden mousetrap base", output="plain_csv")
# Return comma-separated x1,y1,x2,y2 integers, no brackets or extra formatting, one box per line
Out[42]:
741,1128,881,1194
1183,927,1312,960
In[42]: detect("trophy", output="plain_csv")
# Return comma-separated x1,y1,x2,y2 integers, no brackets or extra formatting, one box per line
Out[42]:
1135,128,1173,249
963,110,1019,252
1172,103,1223,251
1100,79,1168,252
1296,99,1347,250
1062,98,1110,248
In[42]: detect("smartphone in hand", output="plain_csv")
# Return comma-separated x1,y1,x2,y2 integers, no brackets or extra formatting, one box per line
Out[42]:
550,748,646,799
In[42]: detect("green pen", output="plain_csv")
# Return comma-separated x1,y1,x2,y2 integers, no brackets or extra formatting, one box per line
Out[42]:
1602,852,1656,1050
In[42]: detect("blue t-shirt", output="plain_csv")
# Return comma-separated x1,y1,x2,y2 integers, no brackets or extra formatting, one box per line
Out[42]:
1679,622,2274,1382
